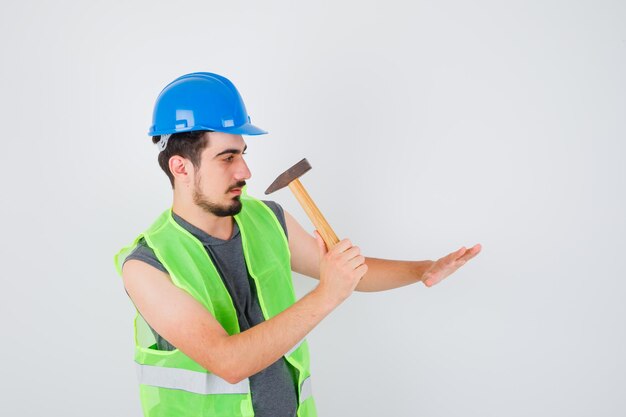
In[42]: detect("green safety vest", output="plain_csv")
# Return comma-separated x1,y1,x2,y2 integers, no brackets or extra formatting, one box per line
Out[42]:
114,189,318,417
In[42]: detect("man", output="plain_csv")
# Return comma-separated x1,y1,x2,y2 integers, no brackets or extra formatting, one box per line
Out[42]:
114,72,481,417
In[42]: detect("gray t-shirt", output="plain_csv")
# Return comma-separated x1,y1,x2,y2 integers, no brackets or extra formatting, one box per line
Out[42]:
123,200,298,417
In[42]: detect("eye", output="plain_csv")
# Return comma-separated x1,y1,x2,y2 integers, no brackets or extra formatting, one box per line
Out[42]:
225,152,246,162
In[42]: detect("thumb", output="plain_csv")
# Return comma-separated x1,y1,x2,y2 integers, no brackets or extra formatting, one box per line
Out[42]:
314,230,328,256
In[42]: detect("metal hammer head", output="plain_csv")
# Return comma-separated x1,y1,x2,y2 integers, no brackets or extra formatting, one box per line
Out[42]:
265,158,312,194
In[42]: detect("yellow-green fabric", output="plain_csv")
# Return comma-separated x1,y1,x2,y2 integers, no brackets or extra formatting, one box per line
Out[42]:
114,189,317,417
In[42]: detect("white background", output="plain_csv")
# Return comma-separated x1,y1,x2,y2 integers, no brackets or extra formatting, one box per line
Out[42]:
1,1,625,416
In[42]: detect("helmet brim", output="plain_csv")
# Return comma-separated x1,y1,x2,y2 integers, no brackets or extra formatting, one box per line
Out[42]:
215,123,267,136
149,123,267,137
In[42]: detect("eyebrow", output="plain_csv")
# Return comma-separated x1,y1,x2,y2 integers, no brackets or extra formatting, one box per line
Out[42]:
214,144,248,158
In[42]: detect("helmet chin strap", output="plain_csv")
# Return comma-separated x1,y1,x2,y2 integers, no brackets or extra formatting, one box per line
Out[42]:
157,134,171,152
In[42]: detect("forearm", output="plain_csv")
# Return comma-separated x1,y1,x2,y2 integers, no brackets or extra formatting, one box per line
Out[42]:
356,257,434,292
223,288,336,383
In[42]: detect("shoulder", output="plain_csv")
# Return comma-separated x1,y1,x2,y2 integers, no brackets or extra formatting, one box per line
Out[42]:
123,237,168,273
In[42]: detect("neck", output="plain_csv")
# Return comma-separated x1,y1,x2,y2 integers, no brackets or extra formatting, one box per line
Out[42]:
171,193,235,241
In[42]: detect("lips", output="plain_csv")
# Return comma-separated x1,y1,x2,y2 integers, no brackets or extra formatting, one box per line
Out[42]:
230,188,242,195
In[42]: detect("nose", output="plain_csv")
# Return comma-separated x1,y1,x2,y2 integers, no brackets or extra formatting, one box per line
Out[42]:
235,158,252,181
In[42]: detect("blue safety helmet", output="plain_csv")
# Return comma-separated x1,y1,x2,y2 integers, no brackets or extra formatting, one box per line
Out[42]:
148,72,267,137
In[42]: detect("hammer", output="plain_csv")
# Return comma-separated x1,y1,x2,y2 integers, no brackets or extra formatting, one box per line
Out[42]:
265,158,340,249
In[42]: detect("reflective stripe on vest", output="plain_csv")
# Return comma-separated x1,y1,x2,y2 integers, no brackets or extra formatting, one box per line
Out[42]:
300,376,313,402
136,361,313,403
136,363,250,395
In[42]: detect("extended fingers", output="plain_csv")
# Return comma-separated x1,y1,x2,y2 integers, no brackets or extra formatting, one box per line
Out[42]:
424,244,481,288
457,243,482,263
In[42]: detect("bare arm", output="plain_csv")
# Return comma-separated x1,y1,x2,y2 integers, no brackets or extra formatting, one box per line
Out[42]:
122,234,364,385
123,260,336,384
284,208,481,291
356,257,433,292
285,209,431,291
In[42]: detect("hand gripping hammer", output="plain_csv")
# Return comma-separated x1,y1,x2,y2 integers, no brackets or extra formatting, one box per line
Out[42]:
265,158,339,249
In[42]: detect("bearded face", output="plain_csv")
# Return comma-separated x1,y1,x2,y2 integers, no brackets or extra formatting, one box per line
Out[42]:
192,173,245,217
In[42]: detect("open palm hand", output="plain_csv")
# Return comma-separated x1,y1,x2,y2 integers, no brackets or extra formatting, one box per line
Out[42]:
422,244,482,287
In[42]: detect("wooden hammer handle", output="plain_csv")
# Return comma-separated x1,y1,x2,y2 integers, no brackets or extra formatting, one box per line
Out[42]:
288,178,340,249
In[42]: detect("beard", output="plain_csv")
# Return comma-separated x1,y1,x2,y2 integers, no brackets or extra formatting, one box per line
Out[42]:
193,181,243,217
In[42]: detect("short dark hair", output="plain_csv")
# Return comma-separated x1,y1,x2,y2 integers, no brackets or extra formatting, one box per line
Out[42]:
151,130,211,188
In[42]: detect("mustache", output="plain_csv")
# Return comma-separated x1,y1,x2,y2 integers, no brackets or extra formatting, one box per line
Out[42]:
229,182,246,191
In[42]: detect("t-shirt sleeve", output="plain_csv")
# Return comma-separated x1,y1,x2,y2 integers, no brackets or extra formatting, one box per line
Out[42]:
261,200,288,240
122,237,168,273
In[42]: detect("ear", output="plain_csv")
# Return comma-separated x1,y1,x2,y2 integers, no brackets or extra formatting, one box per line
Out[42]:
169,155,193,185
